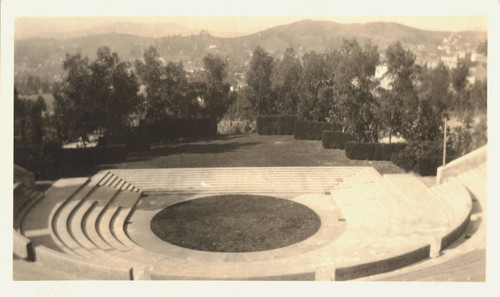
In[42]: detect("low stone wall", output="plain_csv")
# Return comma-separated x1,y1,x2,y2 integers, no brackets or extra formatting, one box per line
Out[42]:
439,181,473,252
437,145,487,184
328,245,431,281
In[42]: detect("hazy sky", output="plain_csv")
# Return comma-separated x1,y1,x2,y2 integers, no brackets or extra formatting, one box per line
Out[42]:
15,15,487,39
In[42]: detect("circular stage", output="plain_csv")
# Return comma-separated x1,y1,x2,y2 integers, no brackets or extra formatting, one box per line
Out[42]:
150,194,322,252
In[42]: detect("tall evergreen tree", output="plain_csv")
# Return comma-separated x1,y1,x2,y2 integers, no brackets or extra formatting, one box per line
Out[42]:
246,46,275,116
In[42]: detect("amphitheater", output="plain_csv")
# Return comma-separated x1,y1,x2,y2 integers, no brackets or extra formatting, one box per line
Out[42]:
13,145,487,281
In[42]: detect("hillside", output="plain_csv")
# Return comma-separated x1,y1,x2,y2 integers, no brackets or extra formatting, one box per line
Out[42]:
15,19,487,84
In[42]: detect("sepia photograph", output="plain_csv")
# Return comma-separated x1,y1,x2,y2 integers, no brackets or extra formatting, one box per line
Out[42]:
1,0,498,296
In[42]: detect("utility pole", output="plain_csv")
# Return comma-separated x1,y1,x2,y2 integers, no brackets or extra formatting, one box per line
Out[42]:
443,113,448,166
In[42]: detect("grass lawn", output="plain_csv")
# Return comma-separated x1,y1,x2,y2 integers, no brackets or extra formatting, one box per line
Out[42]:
100,133,406,174
150,194,323,252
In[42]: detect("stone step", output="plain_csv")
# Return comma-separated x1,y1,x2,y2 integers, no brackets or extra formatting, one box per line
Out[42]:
68,199,114,259
96,196,130,251
109,167,367,193
383,174,449,235
353,183,389,232
83,203,114,251
426,187,457,227
111,207,138,249
377,177,419,236
50,172,110,258
109,190,142,250
15,191,44,231
456,169,486,202
22,178,89,254
14,188,36,217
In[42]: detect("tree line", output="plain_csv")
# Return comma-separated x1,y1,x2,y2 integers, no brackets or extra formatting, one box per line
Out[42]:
46,46,233,146
15,38,487,154
243,39,486,144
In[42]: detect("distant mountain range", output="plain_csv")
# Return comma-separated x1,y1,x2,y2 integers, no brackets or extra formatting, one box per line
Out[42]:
15,21,241,40
15,20,487,84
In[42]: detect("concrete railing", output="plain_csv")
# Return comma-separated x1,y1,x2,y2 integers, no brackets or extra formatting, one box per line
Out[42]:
437,145,487,185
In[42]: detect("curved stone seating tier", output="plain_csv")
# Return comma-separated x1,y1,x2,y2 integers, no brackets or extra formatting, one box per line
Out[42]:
21,178,89,252
358,147,486,281
14,182,45,231
17,166,476,280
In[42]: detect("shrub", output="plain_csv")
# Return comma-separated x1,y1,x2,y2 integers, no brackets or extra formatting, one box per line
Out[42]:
322,131,356,149
390,138,456,175
345,142,406,160
390,151,416,172
416,155,444,176
257,115,296,135
294,121,342,140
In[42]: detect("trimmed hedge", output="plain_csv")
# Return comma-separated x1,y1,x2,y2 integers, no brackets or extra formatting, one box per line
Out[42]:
294,121,342,140
257,115,296,135
143,118,218,143
345,142,407,161
322,131,356,149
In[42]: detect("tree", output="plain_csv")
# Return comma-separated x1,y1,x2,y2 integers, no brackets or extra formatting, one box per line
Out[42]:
53,53,94,145
135,46,169,124
163,61,190,118
89,47,140,142
298,51,330,121
272,48,302,115
54,47,140,145
333,39,380,142
14,88,47,150
450,58,474,125
135,46,193,122
202,54,233,121
384,41,419,141
477,40,487,57
246,46,275,116
414,62,452,141
471,79,487,112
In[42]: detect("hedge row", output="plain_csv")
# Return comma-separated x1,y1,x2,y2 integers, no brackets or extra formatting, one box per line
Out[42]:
142,118,218,143
256,115,296,135
345,142,407,161
321,131,356,149
294,121,342,140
